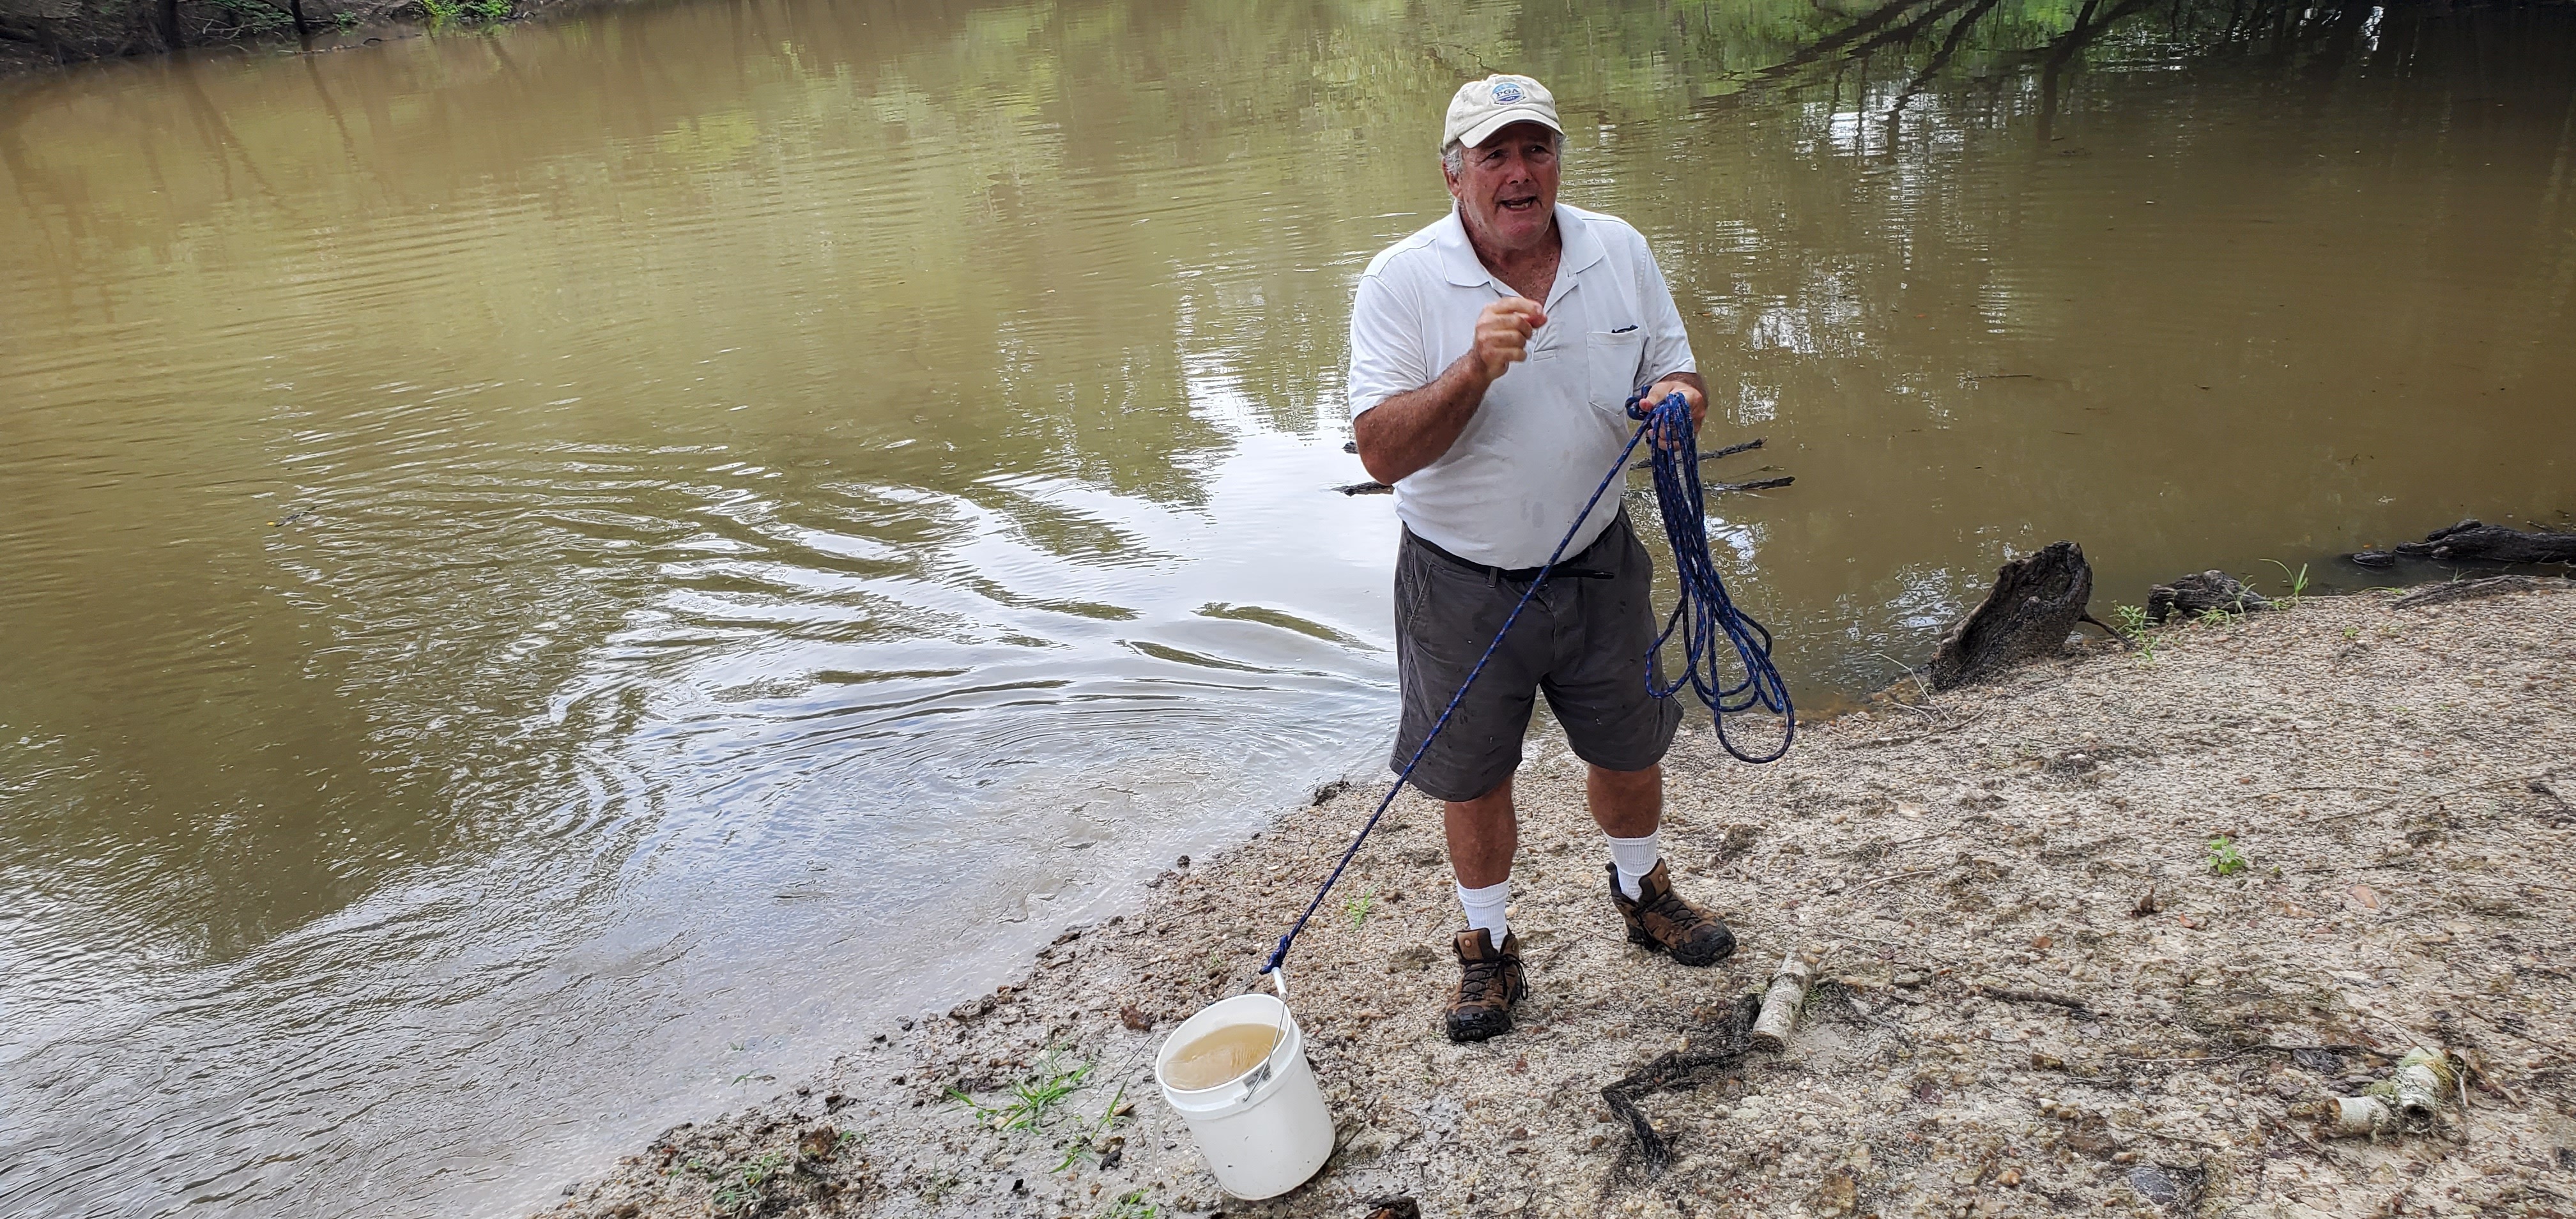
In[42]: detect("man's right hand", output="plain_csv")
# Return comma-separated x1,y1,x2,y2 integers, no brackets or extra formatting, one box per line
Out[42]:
1469,297,1547,385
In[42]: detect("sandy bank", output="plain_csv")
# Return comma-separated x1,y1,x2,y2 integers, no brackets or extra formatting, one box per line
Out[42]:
542,583,2576,1219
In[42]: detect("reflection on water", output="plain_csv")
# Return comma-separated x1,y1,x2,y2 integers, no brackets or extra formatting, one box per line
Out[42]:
1,0,2571,1214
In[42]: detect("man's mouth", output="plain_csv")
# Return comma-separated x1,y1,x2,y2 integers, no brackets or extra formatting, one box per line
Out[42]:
1496,195,1540,213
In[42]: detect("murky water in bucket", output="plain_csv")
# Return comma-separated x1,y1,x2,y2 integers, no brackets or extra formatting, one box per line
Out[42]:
1163,1022,1284,1091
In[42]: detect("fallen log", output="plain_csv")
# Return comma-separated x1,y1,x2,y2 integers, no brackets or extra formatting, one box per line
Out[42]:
2145,571,2271,624
2390,519,2576,565
1927,541,2096,690
2392,574,2561,610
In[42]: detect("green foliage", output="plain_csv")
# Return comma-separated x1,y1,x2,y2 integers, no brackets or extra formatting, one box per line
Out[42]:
2207,835,2248,877
1102,1191,1162,1219
709,1149,786,1215
417,0,507,27
947,1050,1094,1132
1344,885,1377,930
1052,1080,1130,1172
2261,558,2312,607
215,1,293,33
2111,604,2158,663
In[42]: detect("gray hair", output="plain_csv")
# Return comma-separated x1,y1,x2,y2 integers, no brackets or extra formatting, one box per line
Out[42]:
1442,130,1562,177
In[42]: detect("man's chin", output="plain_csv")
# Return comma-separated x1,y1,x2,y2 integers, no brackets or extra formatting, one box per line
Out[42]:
1482,207,1552,244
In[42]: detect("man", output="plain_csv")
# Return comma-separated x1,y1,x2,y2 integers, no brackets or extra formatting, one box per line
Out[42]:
1347,74,1736,1043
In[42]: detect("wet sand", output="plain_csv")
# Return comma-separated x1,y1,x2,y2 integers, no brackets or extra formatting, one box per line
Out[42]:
540,581,2576,1218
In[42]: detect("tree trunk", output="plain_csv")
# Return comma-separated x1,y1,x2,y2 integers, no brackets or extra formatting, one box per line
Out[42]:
158,0,184,50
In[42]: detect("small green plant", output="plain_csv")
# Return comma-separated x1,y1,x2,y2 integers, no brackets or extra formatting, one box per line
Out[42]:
2261,558,2311,608
2111,604,2158,663
471,0,509,20
2343,625,2360,641
1101,1190,1162,1219
2195,606,2234,627
1052,1080,1130,1171
1344,886,1377,930
948,1050,1094,1132
709,1149,786,1215
418,0,459,24
334,8,356,26
2207,835,2248,877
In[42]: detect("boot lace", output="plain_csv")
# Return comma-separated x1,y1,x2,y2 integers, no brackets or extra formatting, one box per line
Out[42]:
1457,954,1507,1004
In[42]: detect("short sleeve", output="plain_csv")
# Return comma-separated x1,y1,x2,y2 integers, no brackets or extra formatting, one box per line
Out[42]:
1635,242,1697,383
1347,270,1430,418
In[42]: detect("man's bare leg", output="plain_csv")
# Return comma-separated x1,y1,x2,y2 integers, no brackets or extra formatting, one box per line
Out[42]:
1586,762,1660,838
1444,777,1517,889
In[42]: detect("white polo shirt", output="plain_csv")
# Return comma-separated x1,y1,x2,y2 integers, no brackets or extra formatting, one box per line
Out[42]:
1347,204,1696,569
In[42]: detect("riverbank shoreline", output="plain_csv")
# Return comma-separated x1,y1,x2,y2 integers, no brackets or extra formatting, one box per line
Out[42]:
0,0,584,78
538,582,2575,1218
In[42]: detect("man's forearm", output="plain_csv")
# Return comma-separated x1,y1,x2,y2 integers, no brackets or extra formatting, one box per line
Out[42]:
1353,354,1492,486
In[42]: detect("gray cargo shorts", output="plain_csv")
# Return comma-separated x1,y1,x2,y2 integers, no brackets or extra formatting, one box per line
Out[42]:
1391,510,1681,802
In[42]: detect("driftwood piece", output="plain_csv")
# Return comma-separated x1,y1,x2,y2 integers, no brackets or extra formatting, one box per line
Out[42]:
1631,436,1766,470
1598,993,1762,1179
1927,541,2094,691
2392,574,2559,610
1706,475,1795,495
1749,949,1818,1052
2145,570,2273,624
2325,1047,2452,1137
2391,519,2576,565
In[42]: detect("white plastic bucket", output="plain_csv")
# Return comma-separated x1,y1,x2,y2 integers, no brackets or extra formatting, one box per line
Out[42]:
1153,993,1335,1199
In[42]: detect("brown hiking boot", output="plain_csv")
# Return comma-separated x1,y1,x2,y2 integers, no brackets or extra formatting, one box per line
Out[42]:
1609,860,1736,967
1443,928,1526,1043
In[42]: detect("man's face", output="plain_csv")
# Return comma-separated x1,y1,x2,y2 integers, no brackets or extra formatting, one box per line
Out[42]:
1445,122,1560,252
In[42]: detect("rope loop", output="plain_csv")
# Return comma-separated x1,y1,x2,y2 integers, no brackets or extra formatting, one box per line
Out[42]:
1626,388,1797,764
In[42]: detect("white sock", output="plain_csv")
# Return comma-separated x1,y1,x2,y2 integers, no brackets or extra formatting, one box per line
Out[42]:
1456,878,1510,944
1607,831,1660,900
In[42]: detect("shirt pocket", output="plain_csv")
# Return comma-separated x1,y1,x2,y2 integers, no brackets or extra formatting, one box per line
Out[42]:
1586,328,1646,414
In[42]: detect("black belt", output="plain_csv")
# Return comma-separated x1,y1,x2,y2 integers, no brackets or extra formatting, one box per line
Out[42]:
1408,516,1620,583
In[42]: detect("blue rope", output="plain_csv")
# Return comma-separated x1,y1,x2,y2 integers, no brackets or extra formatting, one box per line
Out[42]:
1262,390,1791,977
1634,389,1798,765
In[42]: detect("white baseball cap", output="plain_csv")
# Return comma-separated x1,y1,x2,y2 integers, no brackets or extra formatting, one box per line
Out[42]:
1443,74,1563,151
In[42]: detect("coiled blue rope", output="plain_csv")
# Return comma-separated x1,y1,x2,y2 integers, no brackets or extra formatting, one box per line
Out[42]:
1261,390,1792,977
1633,389,1798,765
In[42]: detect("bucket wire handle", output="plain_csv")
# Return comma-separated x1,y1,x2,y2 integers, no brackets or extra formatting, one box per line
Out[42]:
1236,966,1293,1102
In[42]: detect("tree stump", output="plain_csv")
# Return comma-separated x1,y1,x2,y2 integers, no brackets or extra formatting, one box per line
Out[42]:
1928,542,2094,691
2391,519,2576,565
2145,571,2272,624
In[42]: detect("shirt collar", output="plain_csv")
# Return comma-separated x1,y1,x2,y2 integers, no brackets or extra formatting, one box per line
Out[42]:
1434,204,1606,290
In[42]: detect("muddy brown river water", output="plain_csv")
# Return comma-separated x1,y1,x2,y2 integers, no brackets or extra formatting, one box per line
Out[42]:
2,0,2571,1214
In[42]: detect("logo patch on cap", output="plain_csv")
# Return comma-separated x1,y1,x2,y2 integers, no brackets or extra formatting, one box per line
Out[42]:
1491,80,1524,103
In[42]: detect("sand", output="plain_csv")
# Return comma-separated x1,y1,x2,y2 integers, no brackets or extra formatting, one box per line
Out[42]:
539,581,2576,1219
